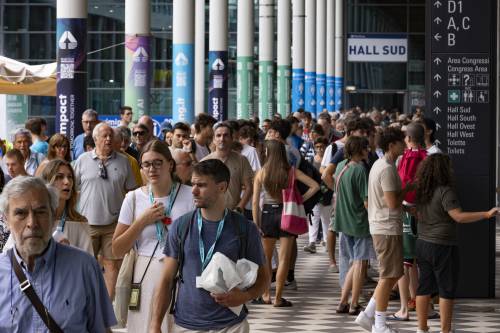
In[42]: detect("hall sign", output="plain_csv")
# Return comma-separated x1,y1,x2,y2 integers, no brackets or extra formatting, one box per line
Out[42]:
347,34,408,62
426,0,497,298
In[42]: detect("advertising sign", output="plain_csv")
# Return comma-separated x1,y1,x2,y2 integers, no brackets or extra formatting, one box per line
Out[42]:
172,43,194,123
347,34,408,62
125,35,151,122
237,56,254,119
208,51,228,121
292,68,305,113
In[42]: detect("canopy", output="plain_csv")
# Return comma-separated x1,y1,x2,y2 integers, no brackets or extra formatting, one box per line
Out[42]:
0,56,56,96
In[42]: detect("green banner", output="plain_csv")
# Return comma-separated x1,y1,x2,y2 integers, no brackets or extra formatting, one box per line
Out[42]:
6,95,29,136
277,65,291,118
259,61,274,121
237,56,254,119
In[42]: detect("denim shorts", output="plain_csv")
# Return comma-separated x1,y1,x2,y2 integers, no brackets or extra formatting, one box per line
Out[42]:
339,233,375,261
260,204,295,239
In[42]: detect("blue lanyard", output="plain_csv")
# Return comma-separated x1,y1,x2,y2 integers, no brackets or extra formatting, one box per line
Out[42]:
148,182,179,242
197,209,226,271
56,208,67,233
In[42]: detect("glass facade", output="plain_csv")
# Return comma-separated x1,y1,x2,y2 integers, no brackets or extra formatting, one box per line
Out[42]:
346,0,425,113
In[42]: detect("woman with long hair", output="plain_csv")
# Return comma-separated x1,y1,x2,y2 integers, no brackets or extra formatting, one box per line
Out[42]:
41,158,93,254
35,134,71,176
414,154,498,333
112,139,193,331
252,140,319,307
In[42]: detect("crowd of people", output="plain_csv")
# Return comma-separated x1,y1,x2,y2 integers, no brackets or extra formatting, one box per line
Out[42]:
0,105,498,333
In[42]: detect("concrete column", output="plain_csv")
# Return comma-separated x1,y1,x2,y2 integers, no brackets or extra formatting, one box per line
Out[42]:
237,0,255,119
277,0,291,117
172,0,195,123
56,0,87,145
291,0,305,114
195,0,206,116
259,0,275,122
316,0,326,116
125,0,151,122
208,0,228,121
304,0,316,116
326,0,335,113
334,0,344,112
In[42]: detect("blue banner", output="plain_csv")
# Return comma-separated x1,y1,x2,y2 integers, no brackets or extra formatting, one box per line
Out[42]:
100,115,171,138
326,75,335,113
304,71,316,116
291,68,305,113
56,18,87,146
208,51,228,121
316,73,326,116
172,43,194,123
334,77,344,112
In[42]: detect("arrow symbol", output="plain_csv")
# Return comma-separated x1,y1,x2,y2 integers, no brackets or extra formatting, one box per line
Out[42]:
433,90,442,98
434,33,442,42
434,0,442,8
436,123,441,131
434,17,442,25
433,57,442,65
433,106,442,114
434,74,442,82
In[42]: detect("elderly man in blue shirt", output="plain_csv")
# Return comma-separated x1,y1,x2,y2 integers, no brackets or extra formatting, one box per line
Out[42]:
0,176,116,332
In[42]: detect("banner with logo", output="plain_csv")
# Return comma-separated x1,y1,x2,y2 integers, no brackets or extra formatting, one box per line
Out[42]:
277,65,291,118
334,76,344,111
125,35,151,122
347,34,408,62
100,115,170,137
236,56,254,120
172,43,194,123
326,75,335,112
304,71,316,115
316,73,326,115
208,51,228,121
291,68,305,114
56,18,86,146
259,61,274,121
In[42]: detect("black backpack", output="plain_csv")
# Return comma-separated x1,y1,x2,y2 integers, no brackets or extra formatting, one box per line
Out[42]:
297,159,323,215
169,210,248,314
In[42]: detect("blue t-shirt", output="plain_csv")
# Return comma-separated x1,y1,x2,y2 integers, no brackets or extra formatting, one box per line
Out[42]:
72,133,85,160
30,140,48,156
164,211,266,331
330,147,345,165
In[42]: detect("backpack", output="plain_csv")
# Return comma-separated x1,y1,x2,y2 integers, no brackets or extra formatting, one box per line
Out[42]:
297,159,323,215
169,209,248,314
397,148,427,204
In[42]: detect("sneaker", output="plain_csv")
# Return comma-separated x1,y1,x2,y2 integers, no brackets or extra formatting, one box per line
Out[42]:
328,263,339,273
371,324,398,333
320,240,326,247
303,242,316,253
284,279,297,290
355,311,374,331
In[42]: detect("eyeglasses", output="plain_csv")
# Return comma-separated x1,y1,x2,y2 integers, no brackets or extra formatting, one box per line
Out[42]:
98,161,108,179
133,131,146,137
141,159,164,170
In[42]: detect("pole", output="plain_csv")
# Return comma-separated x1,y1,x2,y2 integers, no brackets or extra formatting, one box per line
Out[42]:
292,0,305,114
125,0,151,122
56,0,87,146
326,0,335,113
208,0,228,121
334,0,344,112
237,0,255,120
316,0,326,116
172,0,195,123
259,0,275,122
304,0,316,116
277,0,291,118
195,0,206,116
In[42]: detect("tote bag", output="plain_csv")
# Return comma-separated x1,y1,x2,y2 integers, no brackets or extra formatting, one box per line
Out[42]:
281,167,308,235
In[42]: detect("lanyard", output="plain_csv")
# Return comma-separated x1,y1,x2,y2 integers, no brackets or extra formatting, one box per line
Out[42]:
56,208,67,233
148,182,179,242
197,209,226,271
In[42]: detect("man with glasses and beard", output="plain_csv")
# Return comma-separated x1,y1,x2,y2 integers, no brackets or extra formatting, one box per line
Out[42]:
73,122,137,301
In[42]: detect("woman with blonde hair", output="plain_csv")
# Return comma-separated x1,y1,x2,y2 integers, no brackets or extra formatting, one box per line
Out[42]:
112,139,193,331
35,133,71,176
41,158,93,254
252,140,319,307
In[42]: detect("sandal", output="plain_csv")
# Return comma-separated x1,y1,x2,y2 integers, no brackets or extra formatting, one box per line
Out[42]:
251,297,272,305
335,303,350,314
348,304,363,316
387,314,409,321
273,298,293,307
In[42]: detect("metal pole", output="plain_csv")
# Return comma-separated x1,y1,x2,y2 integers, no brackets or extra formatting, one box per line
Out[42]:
194,0,206,116
305,0,316,116
237,0,255,119
326,0,335,113
316,0,326,116
259,0,275,122
172,0,195,123
334,0,344,112
291,0,305,114
277,0,291,117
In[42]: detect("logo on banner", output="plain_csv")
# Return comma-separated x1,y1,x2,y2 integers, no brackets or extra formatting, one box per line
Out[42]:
133,47,149,63
212,58,225,71
175,52,189,66
58,31,78,50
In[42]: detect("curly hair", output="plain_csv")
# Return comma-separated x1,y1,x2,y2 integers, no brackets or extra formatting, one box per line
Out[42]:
415,153,454,205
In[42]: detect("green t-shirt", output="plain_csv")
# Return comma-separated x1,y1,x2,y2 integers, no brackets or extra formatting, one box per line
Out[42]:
333,159,370,237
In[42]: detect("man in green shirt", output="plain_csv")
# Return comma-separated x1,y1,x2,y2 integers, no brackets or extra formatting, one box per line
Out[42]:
333,136,373,316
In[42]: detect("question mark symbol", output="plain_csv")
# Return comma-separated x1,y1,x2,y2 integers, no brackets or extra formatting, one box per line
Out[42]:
464,75,470,86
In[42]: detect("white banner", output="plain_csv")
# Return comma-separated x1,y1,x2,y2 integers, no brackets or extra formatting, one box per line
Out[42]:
347,34,408,62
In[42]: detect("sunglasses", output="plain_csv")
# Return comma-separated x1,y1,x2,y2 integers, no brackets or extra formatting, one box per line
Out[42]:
133,131,146,137
98,161,108,179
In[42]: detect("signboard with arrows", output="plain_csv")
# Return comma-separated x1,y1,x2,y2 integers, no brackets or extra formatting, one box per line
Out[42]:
426,0,497,297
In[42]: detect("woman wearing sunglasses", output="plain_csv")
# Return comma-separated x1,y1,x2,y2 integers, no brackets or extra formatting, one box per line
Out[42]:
112,139,193,332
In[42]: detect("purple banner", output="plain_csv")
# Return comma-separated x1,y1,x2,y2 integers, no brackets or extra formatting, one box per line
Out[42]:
208,51,228,121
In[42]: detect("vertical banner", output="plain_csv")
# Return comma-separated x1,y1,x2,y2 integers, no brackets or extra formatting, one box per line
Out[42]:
334,77,344,111
125,35,151,121
56,18,87,146
304,72,316,113
5,95,29,138
277,65,291,117
326,76,335,112
291,0,305,113
292,69,305,112
172,44,194,123
304,0,316,115
208,51,228,121
326,0,335,113
316,73,326,114
315,0,326,115
334,0,344,112
259,61,274,121
277,0,291,118
237,56,254,119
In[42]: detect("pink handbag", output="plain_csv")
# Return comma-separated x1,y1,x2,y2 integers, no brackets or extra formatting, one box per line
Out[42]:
281,167,308,235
